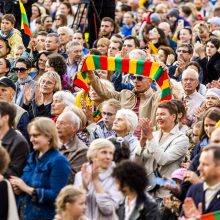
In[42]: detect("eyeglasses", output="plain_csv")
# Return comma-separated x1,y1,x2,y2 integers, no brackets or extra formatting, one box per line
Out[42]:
102,112,115,117
176,50,190,53
29,133,41,138
14,67,28,73
40,79,55,86
130,75,145,81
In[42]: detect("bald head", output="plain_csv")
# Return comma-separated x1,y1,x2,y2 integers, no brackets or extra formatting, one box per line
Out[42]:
210,128,220,144
158,22,171,36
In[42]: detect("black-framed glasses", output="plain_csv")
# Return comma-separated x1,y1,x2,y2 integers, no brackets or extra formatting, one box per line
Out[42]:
14,67,28,73
102,111,115,117
130,75,145,81
176,49,190,53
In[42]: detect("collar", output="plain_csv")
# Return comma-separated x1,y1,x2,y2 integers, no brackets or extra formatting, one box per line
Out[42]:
204,182,220,191
1,128,16,145
133,88,155,98
184,91,197,99
158,124,180,136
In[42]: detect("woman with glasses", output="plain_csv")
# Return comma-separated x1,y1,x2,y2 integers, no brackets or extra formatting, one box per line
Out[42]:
10,117,71,220
23,71,61,120
14,57,37,107
30,51,52,81
74,138,122,220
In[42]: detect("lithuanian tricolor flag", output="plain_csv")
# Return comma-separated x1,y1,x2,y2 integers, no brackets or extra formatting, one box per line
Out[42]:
202,210,220,220
19,0,32,37
74,55,172,101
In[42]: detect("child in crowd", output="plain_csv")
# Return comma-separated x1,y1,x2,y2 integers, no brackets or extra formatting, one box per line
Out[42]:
0,14,24,58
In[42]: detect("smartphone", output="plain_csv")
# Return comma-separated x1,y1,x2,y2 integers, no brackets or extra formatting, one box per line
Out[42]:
156,177,176,189
178,19,184,26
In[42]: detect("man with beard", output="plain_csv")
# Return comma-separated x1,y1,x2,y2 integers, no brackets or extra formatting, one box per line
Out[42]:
168,43,193,81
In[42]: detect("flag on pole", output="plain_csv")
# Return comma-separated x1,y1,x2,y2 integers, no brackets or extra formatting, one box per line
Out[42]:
18,0,32,37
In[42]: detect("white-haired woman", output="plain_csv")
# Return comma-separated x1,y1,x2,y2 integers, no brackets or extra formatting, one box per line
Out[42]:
51,91,76,121
109,109,140,160
74,139,122,220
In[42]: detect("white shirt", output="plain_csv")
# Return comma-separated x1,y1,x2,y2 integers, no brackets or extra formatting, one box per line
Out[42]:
204,182,220,209
125,196,137,220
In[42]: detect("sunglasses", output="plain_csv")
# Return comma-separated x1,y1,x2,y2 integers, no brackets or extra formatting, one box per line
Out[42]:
130,75,145,81
14,67,28,73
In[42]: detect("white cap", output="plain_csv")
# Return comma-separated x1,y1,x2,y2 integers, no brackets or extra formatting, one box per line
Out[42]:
208,17,220,25
206,88,220,100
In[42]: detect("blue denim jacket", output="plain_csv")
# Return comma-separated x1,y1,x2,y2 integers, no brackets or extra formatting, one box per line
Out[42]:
20,149,71,220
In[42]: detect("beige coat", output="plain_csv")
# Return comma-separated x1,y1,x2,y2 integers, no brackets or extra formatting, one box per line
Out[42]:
89,74,161,126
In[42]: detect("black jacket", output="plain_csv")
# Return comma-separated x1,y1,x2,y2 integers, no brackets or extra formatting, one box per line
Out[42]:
2,128,29,177
198,52,220,84
117,194,161,220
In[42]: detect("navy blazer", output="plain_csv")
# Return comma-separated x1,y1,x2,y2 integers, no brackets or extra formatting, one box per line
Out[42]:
186,182,220,214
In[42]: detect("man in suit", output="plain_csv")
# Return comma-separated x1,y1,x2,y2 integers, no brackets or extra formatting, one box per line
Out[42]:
56,111,88,183
183,144,220,217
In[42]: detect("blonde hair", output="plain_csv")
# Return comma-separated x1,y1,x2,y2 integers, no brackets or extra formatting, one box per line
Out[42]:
28,117,60,149
87,139,115,161
55,185,85,215
102,98,121,111
97,37,111,47
39,71,62,92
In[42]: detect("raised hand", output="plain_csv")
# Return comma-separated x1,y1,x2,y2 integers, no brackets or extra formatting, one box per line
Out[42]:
91,159,99,182
23,83,33,105
183,198,202,219
35,85,44,106
81,163,91,190
139,118,154,140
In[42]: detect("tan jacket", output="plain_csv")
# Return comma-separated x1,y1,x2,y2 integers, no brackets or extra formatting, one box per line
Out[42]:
89,74,161,125
60,136,88,183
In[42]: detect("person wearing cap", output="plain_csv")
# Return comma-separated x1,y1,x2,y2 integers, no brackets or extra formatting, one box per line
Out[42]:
0,77,30,140
150,12,161,27
204,88,220,109
208,17,220,32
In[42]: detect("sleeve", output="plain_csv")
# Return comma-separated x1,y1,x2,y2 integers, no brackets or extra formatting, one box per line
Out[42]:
6,139,30,177
141,135,189,166
36,157,71,204
88,72,121,101
17,112,30,141
94,181,122,215
0,180,8,219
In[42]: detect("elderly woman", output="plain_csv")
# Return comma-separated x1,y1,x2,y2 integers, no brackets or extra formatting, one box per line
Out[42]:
10,117,71,220
74,139,122,220
109,109,140,160
51,91,76,120
23,71,62,120
136,100,189,201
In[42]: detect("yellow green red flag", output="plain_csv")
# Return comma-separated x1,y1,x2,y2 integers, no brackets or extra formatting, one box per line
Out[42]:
19,0,32,37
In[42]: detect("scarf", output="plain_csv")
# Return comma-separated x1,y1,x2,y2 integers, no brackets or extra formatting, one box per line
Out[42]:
0,29,14,40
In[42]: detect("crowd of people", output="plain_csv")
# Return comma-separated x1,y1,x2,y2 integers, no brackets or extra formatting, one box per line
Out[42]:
0,0,220,219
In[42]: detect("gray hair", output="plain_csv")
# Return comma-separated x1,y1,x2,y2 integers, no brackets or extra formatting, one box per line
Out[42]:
129,49,147,60
53,91,76,107
116,109,139,133
182,68,199,80
59,111,81,131
87,139,115,161
66,40,82,50
57,26,74,37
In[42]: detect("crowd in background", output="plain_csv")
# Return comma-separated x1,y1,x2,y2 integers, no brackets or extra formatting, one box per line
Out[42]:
0,0,220,219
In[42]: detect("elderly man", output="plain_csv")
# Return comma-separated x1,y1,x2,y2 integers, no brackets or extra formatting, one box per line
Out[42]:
57,26,73,52
88,49,161,139
56,111,87,183
181,68,205,124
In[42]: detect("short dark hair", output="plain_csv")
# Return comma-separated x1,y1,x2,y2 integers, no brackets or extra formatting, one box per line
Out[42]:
177,43,193,54
0,101,16,127
186,61,201,73
101,17,114,27
2,14,16,25
0,39,11,54
37,31,48,37
157,100,178,117
203,144,220,165
15,57,32,69
112,160,147,197
170,99,186,119
206,37,220,49
123,35,140,48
